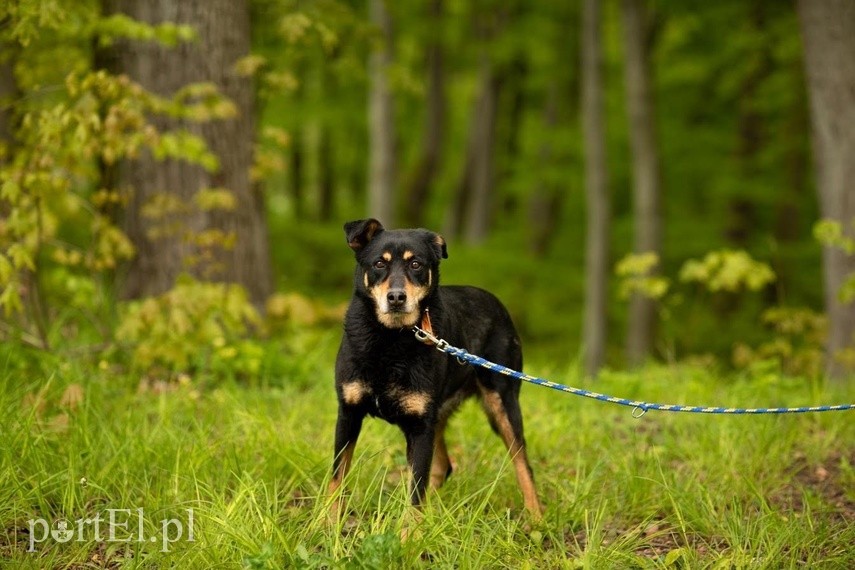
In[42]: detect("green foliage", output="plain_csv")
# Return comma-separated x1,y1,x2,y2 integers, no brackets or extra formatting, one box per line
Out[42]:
0,6,239,347
813,219,855,254
615,252,670,300
679,249,776,293
0,1,70,46
92,14,196,48
115,275,262,376
814,219,855,304
733,306,827,378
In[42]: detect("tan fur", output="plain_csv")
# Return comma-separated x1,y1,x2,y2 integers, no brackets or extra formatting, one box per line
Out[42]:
430,418,451,489
478,387,543,519
342,380,370,405
327,441,356,520
389,388,431,416
369,271,428,328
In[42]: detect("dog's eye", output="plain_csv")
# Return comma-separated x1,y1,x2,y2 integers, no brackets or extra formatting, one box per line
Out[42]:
373,260,387,270
410,260,422,270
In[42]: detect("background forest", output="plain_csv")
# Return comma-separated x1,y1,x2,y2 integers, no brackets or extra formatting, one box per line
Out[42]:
1,0,854,568
1,0,854,377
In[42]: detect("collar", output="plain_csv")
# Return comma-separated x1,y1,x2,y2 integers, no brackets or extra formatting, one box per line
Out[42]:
414,307,435,344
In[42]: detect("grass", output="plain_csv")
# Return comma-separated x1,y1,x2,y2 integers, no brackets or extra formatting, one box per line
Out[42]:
1,335,854,569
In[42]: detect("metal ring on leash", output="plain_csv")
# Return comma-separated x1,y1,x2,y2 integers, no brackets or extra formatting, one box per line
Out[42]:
632,405,648,419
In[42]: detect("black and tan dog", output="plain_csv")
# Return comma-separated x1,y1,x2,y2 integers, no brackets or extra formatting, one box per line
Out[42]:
329,218,542,522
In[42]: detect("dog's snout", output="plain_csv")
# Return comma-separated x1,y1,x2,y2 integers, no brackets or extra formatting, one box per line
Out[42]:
386,289,407,309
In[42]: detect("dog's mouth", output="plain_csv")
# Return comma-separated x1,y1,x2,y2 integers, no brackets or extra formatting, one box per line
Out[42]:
376,305,420,328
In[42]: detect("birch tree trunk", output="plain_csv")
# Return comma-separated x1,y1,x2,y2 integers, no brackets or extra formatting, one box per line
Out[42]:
797,0,855,381
581,0,610,376
621,0,661,366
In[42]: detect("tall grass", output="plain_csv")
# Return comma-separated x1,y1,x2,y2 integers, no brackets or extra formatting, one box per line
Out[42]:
1,338,853,568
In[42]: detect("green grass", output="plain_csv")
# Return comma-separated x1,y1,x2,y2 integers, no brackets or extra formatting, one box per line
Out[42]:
1,337,854,569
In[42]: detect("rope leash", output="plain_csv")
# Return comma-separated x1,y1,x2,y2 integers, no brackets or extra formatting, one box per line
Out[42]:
412,326,855,417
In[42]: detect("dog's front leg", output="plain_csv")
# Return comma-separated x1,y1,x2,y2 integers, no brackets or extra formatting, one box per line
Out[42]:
401,425,435,541
405,425,436,505
328,407,364,521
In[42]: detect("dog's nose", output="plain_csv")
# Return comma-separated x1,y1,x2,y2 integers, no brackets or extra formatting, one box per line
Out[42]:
387,289,407,309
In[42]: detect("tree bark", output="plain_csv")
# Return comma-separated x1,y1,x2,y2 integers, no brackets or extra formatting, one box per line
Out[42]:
528,79,563,257
581,0,610,376
288,59,306,219
0,34,17,167
621,0,661,366
463,55,501,245
116,0,272,306
404,0,445,227
367,0,396,226
797,0,855,380
318,125,335,222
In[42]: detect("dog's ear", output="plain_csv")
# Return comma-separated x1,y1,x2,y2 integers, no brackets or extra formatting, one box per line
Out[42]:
344,219,384,252
426,232,448,259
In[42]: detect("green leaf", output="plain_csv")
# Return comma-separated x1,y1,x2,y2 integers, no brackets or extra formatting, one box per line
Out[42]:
664,546,690,566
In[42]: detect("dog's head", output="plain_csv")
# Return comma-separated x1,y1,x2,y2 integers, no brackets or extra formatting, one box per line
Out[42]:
344,218,448,329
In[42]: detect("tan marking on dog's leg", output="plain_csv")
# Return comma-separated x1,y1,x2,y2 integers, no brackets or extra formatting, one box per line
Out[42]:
430,419,451,489
341,380,370,405
479,389,543,519
328,441,356,520
396,391,432,416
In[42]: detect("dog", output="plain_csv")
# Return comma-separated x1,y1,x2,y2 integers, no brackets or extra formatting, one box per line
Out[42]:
328,218,542,524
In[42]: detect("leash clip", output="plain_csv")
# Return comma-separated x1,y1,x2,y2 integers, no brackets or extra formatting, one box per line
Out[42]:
413,325,439,346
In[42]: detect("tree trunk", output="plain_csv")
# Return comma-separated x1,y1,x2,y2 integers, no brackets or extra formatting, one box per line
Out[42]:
318,125,335,222
0,34,17,167
367,0,396,226
797,0,855,380
317,59,337,222
581,0,610,376
116,0,272,307
621,0,661,366
463,55,501,245
404,0,445,227
289,60,305,219
528,79,563,257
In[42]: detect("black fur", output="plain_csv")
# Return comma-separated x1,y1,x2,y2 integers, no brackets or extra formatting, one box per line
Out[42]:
331,219,540,515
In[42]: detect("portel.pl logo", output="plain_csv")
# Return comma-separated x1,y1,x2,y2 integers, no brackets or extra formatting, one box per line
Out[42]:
27,508,194,553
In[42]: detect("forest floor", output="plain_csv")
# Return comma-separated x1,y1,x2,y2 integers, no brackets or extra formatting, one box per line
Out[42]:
2,333,854,568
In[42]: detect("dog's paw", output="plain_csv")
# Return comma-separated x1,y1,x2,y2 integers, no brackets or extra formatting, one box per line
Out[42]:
399,507,424,542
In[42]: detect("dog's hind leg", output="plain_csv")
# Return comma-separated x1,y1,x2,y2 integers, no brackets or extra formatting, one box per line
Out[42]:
476,380,543,519
429,417,453,489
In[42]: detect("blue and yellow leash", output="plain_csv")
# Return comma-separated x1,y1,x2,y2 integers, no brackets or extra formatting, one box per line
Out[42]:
413,326,855,417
